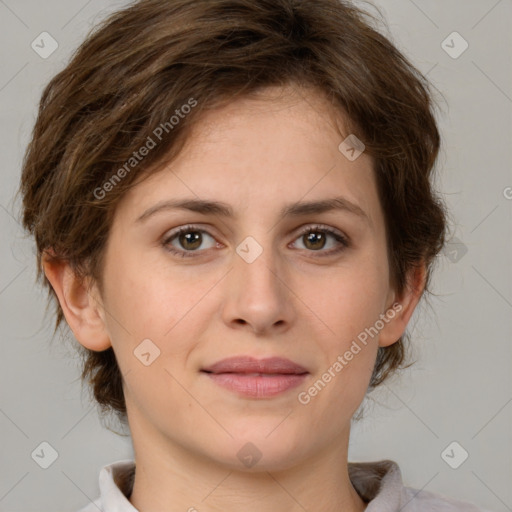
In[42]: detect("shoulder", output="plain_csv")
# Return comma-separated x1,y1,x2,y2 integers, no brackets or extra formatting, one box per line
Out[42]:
74,496,103,512
73,459,136,512
348,459,495,511
402,486,494,511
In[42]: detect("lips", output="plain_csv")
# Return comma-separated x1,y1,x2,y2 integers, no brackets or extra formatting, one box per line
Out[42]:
201,356,309,375
201,356,310,398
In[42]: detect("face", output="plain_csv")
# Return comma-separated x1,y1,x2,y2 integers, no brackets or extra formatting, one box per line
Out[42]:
75,85,412,471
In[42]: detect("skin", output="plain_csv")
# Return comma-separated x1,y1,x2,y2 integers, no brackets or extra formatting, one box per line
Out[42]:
43,84,425,512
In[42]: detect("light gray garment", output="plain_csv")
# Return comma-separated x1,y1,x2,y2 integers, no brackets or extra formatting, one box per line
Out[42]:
76,459,494,511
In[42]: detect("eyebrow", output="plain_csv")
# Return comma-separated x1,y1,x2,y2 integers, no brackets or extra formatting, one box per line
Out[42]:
136,196,371,226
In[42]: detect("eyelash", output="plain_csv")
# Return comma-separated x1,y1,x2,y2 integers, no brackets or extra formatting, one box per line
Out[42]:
162,224,350,259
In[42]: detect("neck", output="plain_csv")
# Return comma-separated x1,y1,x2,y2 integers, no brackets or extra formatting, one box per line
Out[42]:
127,417,367,512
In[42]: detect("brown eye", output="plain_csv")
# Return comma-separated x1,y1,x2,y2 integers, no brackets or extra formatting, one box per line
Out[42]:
302,231,327,251
163,226,217,257
177,231,203,251
292,225,349,256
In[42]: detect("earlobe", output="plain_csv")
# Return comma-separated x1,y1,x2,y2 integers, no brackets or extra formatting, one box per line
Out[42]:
378,263,427,348
42,252,112,352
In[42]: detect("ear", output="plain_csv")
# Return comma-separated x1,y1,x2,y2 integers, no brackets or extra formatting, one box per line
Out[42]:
42,251,112,351
378,262,426,348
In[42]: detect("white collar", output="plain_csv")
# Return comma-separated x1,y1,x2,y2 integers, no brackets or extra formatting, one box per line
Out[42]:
78,458,486,511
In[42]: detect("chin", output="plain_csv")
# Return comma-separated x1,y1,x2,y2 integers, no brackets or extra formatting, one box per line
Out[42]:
206,424,308,472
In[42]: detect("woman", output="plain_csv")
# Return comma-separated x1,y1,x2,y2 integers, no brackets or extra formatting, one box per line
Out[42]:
19,0,493,510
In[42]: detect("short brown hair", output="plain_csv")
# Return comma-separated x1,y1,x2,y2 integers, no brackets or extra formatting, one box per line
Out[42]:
18,0,448,426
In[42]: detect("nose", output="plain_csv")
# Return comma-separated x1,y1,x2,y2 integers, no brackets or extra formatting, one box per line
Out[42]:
221,240,296,336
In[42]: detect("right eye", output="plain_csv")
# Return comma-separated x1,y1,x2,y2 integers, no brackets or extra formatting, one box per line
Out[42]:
162,225,219,258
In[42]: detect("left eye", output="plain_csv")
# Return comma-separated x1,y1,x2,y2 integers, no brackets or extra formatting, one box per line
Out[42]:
162,225,349,258
291,226,348,254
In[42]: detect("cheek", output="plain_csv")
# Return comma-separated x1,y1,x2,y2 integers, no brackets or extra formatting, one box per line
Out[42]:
106,271,170,337
295,253,387,403
305,257,389,345
101,253,218,364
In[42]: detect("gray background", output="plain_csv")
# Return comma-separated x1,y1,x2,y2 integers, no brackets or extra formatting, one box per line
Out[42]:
0,0,511,510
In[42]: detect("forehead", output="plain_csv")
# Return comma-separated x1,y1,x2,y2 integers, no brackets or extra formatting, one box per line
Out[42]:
115,84,380,229
193,84,346,147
